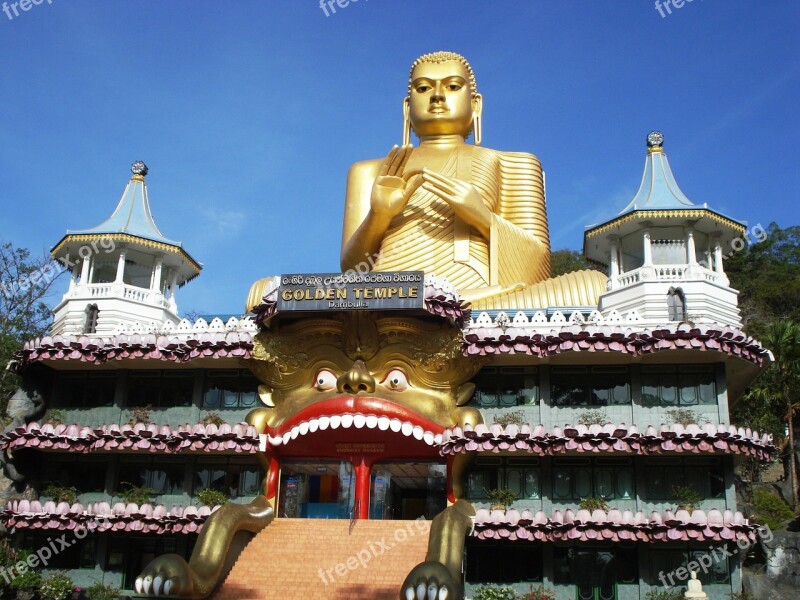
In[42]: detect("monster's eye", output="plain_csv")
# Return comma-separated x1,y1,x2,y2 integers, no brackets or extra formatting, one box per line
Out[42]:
383,369,409,392
314,369,337,391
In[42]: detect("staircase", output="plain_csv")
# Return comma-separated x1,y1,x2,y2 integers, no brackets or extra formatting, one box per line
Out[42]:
214,518,431,599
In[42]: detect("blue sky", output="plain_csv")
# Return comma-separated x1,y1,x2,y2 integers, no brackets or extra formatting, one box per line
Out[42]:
1,1,798,316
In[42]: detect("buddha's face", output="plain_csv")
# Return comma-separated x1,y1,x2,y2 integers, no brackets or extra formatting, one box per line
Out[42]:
408,60,476,138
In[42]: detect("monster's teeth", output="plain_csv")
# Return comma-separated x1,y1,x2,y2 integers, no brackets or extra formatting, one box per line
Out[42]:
401,421,414,437
330,415,342,429
308,419,319,433
434,433,443,445
412,426,424,440
164,580,173,596
319,416,330,430
282,431,291,445
341,414,354,428
365,415,378,429
134,578,143,594
153,576,163,596
378,416,391,431
143,576,152,595
423,431,435,445
268,435,282,446
290,426,300,440
299,421,310,435
390,419,402,433
353,414,366,429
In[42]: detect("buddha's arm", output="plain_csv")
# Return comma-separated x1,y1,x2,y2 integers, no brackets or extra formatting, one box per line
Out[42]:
488,151,552,286
341,159,386,270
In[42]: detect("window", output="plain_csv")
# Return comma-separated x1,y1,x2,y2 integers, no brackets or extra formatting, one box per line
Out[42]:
551,366,630,406
194,458,262,498
551,458,635,502
20,533,95,569
117,458,185,495
55,372,116,408
641,365,716,406
466,540,542,584
645,458,725,501
466,457,540,500
127,370,194,407
650,548,730,585
83,303,99,334
553,547,638,586
42,457,107,494
668,287,687,321
202,370,259,409
470,367,538,408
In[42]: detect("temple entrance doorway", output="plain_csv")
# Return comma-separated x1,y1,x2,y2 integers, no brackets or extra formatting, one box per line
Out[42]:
369,461,446,520
277,460,354,519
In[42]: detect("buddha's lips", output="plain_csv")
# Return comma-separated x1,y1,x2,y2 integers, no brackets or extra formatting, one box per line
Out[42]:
266,396,445,449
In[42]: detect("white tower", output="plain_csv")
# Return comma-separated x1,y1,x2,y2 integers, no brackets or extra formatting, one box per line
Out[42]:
583,132,744,328
50,162,201,335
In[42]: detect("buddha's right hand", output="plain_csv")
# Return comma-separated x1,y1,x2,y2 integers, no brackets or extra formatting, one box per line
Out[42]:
370,145,423,220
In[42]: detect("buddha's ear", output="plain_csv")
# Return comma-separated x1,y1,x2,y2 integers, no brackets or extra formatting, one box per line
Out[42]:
402,96,411,146
456,382,476,406
471,94,483,146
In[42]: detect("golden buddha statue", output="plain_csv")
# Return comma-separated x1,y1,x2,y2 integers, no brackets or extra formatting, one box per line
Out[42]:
338,50,606,309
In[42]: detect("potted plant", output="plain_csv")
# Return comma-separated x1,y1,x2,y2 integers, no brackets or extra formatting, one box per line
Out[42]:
518,584,557,600
579,496,609,512
40,571,74,600
472,584,517,600
485,488,516,511
10,563,42,600
671,485,701,512
85,580,120,600
42,484,79,505
197,487,228,507
118,481,158,505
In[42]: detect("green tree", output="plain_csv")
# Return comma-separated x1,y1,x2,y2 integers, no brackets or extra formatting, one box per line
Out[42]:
550,248,602,278
0,241,63,414
725,223,800,339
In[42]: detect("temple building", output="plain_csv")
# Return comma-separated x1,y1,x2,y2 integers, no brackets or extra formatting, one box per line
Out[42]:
0,51,775,600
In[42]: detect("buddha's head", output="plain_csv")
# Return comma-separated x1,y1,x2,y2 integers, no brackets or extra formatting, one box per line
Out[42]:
405,51,482,144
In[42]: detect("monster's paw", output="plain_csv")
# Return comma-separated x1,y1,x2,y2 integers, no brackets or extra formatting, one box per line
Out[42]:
400,560,455,600
135,554,194,598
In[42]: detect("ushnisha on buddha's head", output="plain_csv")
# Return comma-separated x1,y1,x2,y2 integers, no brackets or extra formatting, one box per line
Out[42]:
403,51,483,145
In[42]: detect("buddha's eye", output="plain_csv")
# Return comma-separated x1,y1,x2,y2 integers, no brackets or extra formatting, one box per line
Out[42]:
448,83,462,91
314,369,337,391
416,85,431,93
383,369,409,392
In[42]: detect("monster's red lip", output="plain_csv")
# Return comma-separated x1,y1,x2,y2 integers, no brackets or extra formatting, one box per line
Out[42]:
266,396,445,449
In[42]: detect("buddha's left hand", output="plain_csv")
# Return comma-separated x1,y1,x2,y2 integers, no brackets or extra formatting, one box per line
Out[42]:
421,168,491,239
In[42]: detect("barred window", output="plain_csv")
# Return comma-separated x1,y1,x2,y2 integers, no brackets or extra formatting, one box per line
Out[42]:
127,370,194,407
470,367,538,408
645,457,725,500
202,370,259,409
466,457,540,501
551,458,635,501
55,371,116,408
641,365,716,406
551,366,630,406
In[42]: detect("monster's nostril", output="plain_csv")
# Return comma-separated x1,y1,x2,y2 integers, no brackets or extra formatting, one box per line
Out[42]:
358,384,367,392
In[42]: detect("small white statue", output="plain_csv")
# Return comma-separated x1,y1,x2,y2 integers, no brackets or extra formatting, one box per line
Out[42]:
684,571,708,599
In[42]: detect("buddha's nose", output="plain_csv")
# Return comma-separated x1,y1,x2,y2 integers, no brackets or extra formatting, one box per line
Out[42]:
431,81,445,102
337,360,376,395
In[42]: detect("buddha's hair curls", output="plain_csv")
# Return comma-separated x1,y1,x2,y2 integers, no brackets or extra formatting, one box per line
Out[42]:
407,51,478,97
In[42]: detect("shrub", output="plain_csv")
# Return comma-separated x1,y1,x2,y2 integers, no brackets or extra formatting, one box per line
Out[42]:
645,590,683,600
579,496,609,512
42,484,79,505
45,408,67,426
201,412,226,426
664,408,701,426
671,485,701,511
118,482,158,505
197,487,228,507
729,593,757,600
473,585,517,600
517,584,557,600
485,488,516,508
86,581,121,600
9,552,43,590
127,405,152,426
40,571,74,600
577,410,608,426
750,488,795,530
493,411,526,427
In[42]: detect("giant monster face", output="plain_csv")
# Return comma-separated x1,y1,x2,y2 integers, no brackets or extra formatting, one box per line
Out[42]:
246,313,483,453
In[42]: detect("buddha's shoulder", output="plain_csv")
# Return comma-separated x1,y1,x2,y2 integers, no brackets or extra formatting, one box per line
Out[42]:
474,146,543,169
347,157,384,177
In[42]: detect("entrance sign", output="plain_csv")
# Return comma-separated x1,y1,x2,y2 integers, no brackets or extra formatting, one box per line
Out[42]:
276,271,424,312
